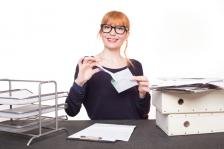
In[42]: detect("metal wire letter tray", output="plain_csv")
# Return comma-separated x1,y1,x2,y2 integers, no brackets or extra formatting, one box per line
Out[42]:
0,79,68,146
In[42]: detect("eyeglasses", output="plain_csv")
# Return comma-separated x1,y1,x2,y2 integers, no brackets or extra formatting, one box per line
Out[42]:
100,24,128,35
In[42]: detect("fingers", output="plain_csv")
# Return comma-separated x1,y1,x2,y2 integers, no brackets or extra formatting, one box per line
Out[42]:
78,58,84,67
138,81,149,87
82,56,100,64
132,76,150,94
89,62,100,68
78,56,100,69
131,76,149,84
131,76,149,86
138,81,150,92
92,68,100,75
131,76,148,82
138,86,150,92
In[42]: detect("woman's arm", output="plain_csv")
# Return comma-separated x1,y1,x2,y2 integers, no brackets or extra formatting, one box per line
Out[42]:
135,93,151,119
130,59,151,119
65,81,86,116
65,57,100,117
133,75,151,119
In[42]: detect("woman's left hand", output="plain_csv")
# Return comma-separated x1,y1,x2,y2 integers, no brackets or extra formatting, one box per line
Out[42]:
132,76,150,98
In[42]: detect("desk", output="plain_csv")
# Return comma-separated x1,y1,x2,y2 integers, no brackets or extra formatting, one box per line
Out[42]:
0,120,224,149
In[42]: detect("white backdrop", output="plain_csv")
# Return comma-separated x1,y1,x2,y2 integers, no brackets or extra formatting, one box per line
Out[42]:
1,0,224,120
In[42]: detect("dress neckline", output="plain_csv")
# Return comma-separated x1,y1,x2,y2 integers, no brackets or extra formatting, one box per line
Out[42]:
102,65,128,71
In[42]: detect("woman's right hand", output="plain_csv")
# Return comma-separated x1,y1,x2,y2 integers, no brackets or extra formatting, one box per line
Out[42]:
75,56,100,87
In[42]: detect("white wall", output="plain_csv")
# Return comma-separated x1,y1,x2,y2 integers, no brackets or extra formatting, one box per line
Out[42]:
0,0,224,120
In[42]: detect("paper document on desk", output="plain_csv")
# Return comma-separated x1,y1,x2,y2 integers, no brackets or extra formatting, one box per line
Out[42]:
67,123,136,142
150,78,224,93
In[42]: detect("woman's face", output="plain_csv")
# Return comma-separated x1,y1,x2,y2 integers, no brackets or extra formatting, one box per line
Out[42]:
100,24,129,50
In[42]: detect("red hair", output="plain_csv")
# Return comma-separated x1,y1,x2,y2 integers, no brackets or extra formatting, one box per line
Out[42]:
100,11,130,30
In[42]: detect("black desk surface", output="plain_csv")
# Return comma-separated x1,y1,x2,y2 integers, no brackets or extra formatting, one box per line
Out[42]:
1,120,224,149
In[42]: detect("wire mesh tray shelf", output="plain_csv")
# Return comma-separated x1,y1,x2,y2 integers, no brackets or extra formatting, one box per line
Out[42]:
0,104,65,118
0,116,60,133
0,89,67,105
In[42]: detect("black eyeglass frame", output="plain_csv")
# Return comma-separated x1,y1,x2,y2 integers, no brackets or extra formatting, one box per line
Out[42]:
100,24,129,35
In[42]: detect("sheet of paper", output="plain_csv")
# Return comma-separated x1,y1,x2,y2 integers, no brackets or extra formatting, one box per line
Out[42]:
98,66,137,93
110,68,138,93
67,123,136,142
0,89,33,99
208,80,224,89
150,78,224,89
160,86,213,93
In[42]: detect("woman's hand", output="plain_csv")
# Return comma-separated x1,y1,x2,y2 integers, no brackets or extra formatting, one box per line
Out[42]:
132,76,150,98
75,56,100,86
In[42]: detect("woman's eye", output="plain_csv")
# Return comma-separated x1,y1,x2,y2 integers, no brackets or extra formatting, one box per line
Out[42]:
116,26,125,31
104,25,111,29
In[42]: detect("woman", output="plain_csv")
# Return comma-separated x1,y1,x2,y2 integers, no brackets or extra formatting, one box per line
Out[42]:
65,10,150,120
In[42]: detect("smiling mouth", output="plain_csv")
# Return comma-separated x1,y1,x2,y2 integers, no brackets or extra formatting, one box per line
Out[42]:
107,38,118,42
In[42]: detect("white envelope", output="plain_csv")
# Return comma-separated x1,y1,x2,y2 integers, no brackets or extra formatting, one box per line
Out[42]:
98,66,138,93
110,68,138,93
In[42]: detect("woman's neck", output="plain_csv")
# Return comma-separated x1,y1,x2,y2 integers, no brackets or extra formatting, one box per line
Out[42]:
101,48,121,59
97,48,127,69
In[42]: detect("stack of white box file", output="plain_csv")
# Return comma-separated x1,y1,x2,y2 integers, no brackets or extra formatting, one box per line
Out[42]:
151,78,224,136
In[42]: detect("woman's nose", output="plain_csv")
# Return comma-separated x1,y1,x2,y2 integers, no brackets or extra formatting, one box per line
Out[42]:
109,28,116,35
